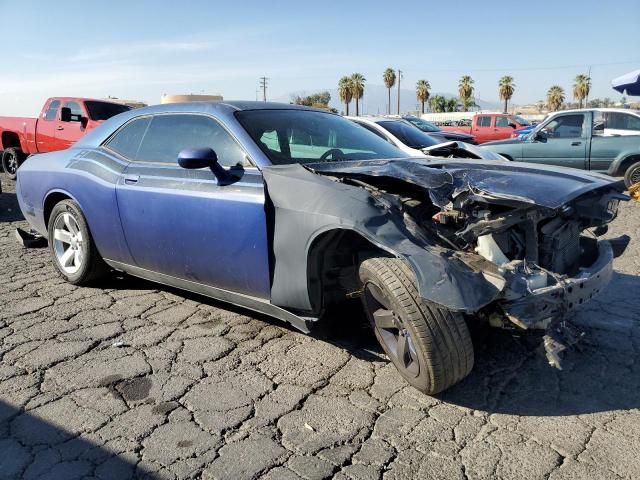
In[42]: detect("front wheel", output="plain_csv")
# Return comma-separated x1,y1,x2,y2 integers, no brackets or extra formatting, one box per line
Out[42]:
47,200,108,285
359,257,474,394
624,161,640,189
2,148,24,180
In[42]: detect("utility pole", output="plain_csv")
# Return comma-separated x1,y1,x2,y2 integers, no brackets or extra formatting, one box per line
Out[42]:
585,65,592,108
259,76,268,102
396,70,401,114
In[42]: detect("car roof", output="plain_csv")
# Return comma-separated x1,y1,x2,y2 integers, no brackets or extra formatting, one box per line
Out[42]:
347,116,404,123
552,107,640,115
126,100,324,116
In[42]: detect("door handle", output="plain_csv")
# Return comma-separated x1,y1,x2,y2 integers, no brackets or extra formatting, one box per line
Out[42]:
56,126,64,131
571,141,582,146
124,174,140,185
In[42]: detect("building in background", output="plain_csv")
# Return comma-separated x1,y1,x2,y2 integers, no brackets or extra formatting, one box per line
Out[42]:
161,94,223,104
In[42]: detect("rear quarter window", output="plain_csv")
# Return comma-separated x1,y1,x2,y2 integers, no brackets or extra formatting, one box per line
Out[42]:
105,117,151,159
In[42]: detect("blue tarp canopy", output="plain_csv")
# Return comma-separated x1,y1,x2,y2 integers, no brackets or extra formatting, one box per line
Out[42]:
612,69,640,96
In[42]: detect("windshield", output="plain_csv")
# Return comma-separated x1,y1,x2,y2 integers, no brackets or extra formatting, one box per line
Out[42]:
85,101,131,121
235,110,408,165
512,115,531,126
405,117,441,132
377,120,440,149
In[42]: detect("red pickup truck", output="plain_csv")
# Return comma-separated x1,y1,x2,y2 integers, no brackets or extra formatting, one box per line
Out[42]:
0,97,131,179
440,113,531,144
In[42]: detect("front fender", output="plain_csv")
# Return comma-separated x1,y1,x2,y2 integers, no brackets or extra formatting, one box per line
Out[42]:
263,164,504,314
608,153,639,177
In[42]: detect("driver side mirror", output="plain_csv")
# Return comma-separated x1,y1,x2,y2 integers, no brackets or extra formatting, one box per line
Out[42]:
178,147,232,183
178,147,217,169
60,107,72,122
508,122,517,129
532,130,547,142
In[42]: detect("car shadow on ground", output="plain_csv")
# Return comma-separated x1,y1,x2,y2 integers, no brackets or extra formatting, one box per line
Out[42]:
0,400,155,479
102,269,640,418
0,191,25,223
319,273,640,417
440,271,640,416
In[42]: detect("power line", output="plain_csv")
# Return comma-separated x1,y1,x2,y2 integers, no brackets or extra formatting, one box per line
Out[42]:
259,76,268,102
401,60,639,75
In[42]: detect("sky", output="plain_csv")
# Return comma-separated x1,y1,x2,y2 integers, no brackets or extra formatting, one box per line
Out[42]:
1,0,639,116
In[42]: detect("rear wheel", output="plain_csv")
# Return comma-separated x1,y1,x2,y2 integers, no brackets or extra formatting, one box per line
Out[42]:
359,257,474,394
47,200,108,285
624,161,640,189
2,148,24,180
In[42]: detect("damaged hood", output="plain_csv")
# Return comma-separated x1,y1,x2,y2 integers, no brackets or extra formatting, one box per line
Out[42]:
306,158,624,209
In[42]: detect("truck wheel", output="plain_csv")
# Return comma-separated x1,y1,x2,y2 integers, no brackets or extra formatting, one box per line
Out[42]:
47,200,108,285
624,161,640,189
359,257,474,394
2,148,24,180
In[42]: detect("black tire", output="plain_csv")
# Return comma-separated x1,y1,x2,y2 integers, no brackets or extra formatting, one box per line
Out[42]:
359,257,474,394
2,148,24,180
47,200,108,285
624,161,640,189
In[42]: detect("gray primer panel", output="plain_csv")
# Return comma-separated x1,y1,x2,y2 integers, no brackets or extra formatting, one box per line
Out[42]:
263,164,504,314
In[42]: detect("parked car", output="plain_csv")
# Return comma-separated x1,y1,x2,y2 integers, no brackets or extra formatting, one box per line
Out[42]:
511,109,640,140
440,113,531,143
16,101,629,394
348,116,502,161
402,116,477,144
348,116,441,156
0,97,131,179
482,108,640,187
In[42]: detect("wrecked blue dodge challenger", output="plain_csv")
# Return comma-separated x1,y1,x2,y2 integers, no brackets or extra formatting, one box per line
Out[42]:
16,101,629,394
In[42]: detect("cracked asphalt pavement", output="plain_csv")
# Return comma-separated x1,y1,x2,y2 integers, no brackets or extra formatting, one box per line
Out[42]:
1,178,639,479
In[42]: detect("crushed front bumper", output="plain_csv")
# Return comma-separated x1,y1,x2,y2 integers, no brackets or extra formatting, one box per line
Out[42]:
499,238,626,330
496,237,629,368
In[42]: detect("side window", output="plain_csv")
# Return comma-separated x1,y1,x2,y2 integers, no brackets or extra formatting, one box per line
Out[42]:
136,114,249,167
608,112,640,131
495,116,510,127
593,111,605,135
64,101,84,120
544,114,585,138
44,100,61,121
477,116,491,127
105,117,151,159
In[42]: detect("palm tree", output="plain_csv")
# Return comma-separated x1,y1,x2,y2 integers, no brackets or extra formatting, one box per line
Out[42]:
338,76,353,115
383,68,396,115
445,98,459,112
415,80,431,114
498,76,515,113
573,74,591,109
458,75,475,112
350,73,366,116
429,95,446,113
547,85,565,111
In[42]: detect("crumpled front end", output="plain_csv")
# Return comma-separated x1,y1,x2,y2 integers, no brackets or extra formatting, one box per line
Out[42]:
305,159,630,366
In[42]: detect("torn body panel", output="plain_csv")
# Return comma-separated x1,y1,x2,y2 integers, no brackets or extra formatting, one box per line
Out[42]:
263,163,504,314
263,159,628,335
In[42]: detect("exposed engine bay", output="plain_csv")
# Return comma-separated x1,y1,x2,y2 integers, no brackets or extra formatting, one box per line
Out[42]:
295,159,631,367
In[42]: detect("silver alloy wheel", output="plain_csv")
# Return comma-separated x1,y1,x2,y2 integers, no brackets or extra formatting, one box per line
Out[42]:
52,212,84,274
5,152,18,175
